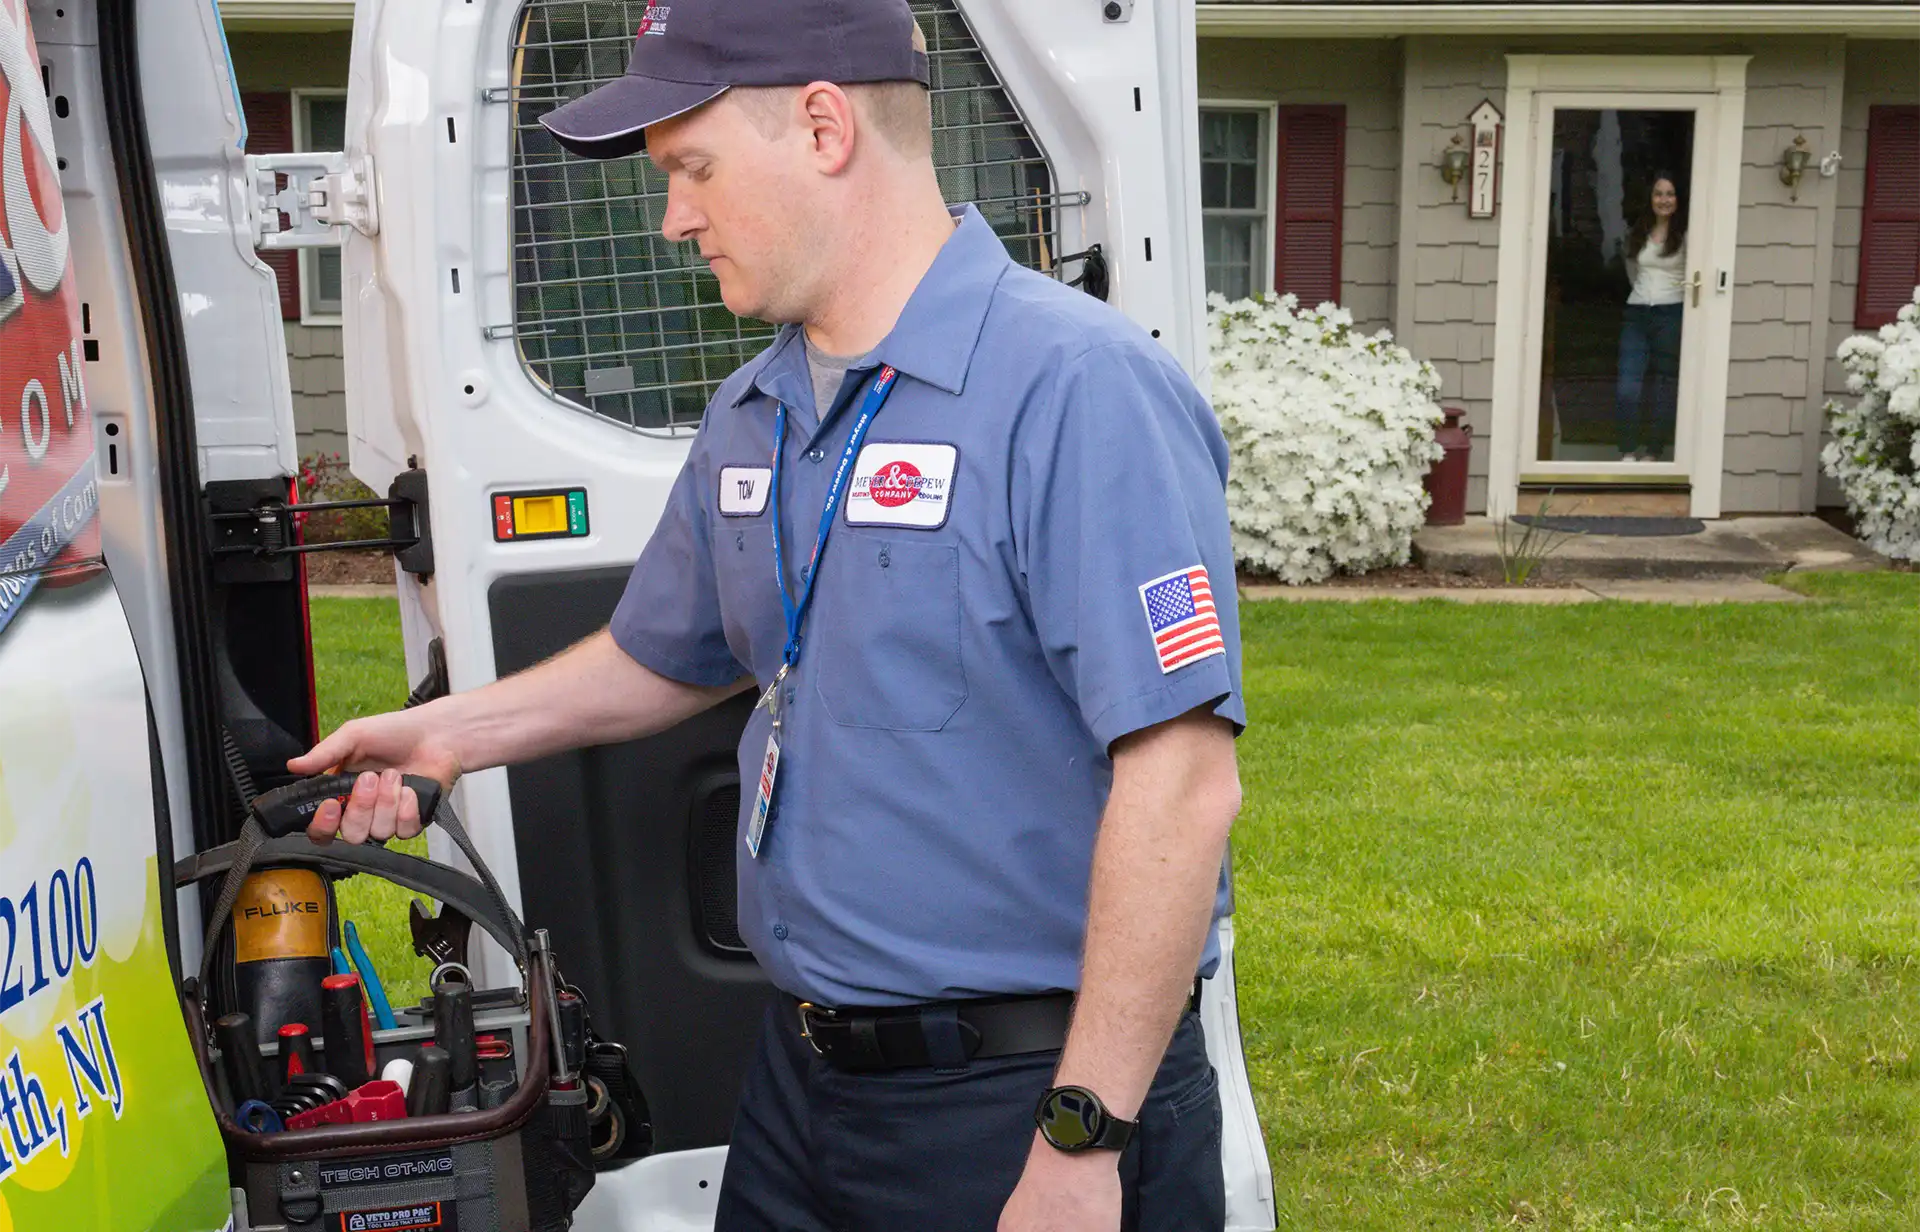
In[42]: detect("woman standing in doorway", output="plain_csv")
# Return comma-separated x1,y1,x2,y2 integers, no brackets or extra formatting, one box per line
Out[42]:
1617,174,1687,462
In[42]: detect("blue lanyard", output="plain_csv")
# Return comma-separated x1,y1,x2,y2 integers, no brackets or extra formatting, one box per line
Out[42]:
769,363,900,670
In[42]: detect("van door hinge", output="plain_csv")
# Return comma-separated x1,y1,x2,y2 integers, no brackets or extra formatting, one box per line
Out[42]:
246,151,380,249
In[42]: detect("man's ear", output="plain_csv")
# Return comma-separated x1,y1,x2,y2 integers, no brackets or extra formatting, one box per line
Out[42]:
799,82,858,175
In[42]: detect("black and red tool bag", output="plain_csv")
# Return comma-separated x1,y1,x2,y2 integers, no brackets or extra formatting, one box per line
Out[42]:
176,776,602,1232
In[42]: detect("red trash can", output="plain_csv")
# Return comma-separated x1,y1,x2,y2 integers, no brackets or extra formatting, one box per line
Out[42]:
1423,406,1472,527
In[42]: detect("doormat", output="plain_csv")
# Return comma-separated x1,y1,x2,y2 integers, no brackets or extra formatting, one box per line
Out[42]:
1512,516,1706,537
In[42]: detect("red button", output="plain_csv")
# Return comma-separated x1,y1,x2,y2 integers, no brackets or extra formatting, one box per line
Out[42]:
493,495,515,540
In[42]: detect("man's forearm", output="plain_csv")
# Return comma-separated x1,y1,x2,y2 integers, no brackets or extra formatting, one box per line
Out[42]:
1051,710,1239,1120
431,629,751,774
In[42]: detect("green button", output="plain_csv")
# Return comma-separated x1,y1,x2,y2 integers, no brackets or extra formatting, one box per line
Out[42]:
567,489,588,535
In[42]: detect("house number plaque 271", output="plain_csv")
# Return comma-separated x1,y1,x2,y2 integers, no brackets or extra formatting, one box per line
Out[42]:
1468,100,1502,219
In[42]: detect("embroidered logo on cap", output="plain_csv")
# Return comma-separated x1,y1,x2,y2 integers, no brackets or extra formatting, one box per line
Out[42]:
637,4,670,36
846,442,957,529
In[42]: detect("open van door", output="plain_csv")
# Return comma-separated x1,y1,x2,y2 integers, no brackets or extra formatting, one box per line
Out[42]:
0,2,233,1225
333,0,1274,1224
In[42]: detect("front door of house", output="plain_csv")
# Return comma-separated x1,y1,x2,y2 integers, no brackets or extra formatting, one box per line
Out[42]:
1493,59,1748,518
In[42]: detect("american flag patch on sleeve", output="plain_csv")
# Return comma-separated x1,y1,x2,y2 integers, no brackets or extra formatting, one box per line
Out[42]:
1139,565,1225,674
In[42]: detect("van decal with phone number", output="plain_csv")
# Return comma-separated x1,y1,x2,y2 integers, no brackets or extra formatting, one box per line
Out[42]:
0,859,126,1184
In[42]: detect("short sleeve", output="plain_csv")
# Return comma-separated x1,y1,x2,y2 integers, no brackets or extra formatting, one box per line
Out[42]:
609,449,745,688
1013,342,1247,750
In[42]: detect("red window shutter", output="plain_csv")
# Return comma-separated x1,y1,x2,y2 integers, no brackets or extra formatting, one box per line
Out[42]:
1273,105,1345,308
1857,104,1920,330
241,91,301,321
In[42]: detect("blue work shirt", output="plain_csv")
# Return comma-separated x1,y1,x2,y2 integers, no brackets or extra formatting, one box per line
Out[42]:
610,205,1245,1008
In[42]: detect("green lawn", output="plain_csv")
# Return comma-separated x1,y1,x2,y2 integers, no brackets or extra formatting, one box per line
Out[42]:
309,596,435,1013
310,575,1920,1227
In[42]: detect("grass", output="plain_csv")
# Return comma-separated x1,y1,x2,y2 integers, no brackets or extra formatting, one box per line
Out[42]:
309,576,1920,1226
1232,572,1920,1229
309,596,435,1013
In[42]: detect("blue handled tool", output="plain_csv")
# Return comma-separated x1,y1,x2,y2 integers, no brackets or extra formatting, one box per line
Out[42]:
330,946,351,976
235,1099,284,1134
344,920,399,1030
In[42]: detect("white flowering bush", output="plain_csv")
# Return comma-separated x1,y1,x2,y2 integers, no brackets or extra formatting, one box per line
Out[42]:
1208,293,1444,584
1821,291,1920,562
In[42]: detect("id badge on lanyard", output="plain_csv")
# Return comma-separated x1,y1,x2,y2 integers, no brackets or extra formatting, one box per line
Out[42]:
746,364,901,858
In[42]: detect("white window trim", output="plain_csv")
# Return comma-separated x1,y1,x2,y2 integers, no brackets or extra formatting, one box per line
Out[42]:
1198,100,1279,298
291,87,348,327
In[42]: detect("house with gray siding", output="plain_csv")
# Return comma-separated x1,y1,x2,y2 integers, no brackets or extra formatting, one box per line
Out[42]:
224,1,1918,520
1196,1,1918,517
219,3,355,460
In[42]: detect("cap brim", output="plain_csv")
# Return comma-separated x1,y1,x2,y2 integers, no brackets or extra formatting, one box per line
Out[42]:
539,76,730,159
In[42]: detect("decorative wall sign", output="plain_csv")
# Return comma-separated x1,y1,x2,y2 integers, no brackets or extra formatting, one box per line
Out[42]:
1468,100,1503,219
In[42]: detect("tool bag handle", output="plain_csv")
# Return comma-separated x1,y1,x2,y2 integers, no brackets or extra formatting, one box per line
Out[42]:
189,774,530,1005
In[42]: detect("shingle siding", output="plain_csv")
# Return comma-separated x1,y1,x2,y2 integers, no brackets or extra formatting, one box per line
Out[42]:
1720,39,1837,511
288,321,347,458
1820,40,1920,507
1397,37,1504,492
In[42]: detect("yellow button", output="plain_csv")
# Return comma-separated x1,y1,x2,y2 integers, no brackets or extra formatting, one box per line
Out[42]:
513,494,569,535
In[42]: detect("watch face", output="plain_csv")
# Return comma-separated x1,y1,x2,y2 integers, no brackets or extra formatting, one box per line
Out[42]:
1037,1086,1105,1150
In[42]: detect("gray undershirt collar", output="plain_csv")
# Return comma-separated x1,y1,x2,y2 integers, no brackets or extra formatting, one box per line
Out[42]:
803,331,864,423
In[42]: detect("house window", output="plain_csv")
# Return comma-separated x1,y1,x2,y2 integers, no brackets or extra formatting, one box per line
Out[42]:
295,92,348,323
1199,105,1347,308
1857,104,1920,330
1200,108,1268,302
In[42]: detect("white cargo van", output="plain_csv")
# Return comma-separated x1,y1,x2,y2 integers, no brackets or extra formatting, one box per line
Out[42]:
0,0,1274,1226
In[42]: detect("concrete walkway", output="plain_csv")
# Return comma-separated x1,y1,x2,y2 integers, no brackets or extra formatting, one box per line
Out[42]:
1413,515,1887,582
319,577,1820,606
309,583,396,599
1244,576,1809,604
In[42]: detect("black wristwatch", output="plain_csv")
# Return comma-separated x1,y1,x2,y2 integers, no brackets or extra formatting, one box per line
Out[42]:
1033,1085,1137,1152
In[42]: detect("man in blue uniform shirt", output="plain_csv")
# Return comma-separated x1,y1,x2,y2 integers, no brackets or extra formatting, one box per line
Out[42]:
292,1,1245,1226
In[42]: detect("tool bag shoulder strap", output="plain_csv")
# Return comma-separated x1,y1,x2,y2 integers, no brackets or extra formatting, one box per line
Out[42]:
181,774,529,1003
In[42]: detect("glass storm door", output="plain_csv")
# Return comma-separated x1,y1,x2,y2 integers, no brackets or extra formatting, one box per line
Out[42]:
1524,95,1720,479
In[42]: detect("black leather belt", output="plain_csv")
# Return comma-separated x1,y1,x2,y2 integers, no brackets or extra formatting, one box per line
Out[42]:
789,992,1073,1071
786,982,1204,1072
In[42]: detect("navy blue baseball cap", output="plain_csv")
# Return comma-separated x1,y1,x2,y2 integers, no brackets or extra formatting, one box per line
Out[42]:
540,0,931,160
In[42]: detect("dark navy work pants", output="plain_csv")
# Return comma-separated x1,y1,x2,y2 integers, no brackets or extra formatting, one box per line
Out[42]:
714,997,1227,1230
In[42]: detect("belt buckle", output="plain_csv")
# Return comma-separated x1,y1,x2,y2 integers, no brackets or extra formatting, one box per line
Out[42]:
796,1001,834,1056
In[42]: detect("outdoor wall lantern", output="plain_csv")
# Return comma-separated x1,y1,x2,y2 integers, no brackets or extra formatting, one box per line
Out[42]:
1779,134,1813,201
1440,134,1470,201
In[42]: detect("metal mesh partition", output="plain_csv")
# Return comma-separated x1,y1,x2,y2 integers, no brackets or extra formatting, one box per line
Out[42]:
505,0,1072,434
